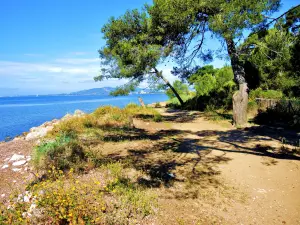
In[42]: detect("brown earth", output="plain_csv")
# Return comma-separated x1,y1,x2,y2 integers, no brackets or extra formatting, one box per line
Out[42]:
0,107,300,224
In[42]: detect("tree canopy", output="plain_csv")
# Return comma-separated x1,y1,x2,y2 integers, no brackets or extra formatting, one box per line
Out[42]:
94,9,184,104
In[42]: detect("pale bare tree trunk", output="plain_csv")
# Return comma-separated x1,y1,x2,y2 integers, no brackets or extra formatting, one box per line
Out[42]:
225,38,248,127
154,68,184,105
138,97,146,108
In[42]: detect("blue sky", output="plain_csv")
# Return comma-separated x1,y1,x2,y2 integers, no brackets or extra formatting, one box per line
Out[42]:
0,0,298,96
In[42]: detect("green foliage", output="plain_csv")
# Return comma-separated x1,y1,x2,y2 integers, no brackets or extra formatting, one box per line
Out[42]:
95,8,184,103
188,65,217,83
241,27,298,96
149,0,280,65
249,88,283,100
33,135,86,172
171,65,236,110
33,134,73,170
166,80,190,99
167,92,196,106
194,73,217,96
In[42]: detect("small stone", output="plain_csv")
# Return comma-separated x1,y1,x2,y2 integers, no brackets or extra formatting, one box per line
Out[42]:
9,154,25,162
23,192,32,203
1,165,9,169
12,160,27,166
1,194,5,198
12,168,22,172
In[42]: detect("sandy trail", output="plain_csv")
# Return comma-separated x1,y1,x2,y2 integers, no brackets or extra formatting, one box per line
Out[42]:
135,108,300,224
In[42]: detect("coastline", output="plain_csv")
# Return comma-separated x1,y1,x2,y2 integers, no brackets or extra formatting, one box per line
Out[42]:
1,101,168,144
0,94,168,142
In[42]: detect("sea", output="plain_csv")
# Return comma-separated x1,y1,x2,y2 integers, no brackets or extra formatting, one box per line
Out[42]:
0,94,168,141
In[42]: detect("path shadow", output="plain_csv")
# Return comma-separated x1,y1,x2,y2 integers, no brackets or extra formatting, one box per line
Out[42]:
86,123,299,200
162,109,200,123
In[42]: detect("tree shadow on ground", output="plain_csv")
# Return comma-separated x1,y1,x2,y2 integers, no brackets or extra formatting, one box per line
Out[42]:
95,129,232,194
89,123,299,200
193,126,300,160
161,109,200,123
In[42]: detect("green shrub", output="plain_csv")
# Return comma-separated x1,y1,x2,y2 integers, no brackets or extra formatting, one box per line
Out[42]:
33,134,86,172
249,88,283,100
254,99,300,129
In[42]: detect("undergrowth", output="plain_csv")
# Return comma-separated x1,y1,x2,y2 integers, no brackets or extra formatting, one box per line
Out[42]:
0,104,160,224
0,163,156,225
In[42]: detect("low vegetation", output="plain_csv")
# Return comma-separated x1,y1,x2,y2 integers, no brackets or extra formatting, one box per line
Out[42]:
0,163,156,224
1,104,160,224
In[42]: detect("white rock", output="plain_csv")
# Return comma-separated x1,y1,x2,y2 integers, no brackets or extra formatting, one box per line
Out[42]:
74,109,85,117
1,165,9,169
4,157,10,161
26,156,31,161
9,154,25,162
30,127,39,132
23,191,32,202
12,168,22,172
12,160,27,166
1,194,5,198
25,126,53,141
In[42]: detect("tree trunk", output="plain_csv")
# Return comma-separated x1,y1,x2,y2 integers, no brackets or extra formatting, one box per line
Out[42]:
225,38,248,127
138,97,146,108
154,68,184,106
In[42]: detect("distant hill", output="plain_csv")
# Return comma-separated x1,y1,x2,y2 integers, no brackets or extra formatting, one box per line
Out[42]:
70,87,115,96
69,87,163,96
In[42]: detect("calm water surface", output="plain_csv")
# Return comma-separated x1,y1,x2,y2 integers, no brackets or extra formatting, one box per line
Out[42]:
0,94,168,141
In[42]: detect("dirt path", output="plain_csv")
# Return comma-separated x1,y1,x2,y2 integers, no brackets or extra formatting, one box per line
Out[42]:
134,108,300,224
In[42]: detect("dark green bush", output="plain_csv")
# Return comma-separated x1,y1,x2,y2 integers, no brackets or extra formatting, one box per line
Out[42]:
254,99,300,129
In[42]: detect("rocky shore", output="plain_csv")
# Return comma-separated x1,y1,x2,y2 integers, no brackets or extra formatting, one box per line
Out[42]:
0,109,87,199
14,109,86,143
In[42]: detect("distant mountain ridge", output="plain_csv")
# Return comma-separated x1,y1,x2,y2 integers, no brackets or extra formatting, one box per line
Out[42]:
69,87,162,96
70,87,115,96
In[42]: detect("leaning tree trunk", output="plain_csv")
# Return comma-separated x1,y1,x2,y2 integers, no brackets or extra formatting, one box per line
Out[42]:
138,97,146,108
225,38,248,127
154,68,184,106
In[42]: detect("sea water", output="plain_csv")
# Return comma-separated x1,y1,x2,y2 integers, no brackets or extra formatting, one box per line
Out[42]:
0,94,168,141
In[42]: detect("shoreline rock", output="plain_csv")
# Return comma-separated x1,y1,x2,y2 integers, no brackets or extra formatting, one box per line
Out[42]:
11,110,87,143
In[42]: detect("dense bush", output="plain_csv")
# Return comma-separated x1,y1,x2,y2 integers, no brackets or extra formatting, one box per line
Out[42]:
254,99,300,129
